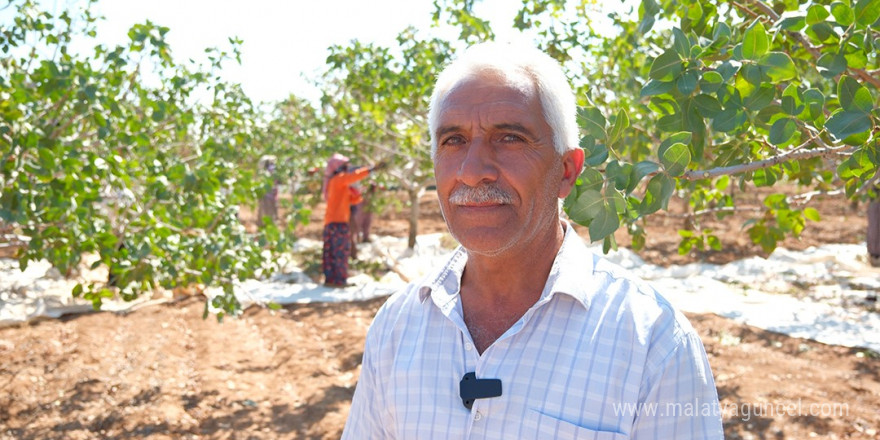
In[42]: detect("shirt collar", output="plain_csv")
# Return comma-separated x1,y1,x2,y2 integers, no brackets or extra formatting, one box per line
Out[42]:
417,221,597,311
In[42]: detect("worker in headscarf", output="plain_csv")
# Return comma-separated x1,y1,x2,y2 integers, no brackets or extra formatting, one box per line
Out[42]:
321,153,385,287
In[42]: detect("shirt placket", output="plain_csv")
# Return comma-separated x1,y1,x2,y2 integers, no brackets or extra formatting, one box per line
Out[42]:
462,331,491,439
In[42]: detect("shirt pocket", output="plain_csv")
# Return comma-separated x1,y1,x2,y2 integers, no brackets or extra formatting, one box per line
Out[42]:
521,409,629,440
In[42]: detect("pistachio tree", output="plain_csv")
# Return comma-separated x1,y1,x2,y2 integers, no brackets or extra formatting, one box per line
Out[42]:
251,95,324,227
0,0,296,317
322,29,452,248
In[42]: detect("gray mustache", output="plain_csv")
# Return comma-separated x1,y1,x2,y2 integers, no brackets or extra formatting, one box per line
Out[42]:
449,185,514,205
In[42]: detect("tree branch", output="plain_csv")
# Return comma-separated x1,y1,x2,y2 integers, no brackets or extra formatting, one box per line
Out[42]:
681,143,853,181
741,0,779,20
665,186,847,222
788,188,845,205
730,1,762,19
661,205,764,219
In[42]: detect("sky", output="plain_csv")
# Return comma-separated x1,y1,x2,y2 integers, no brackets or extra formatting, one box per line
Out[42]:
2,1,633,105
3,0,532,105
88,0,474,104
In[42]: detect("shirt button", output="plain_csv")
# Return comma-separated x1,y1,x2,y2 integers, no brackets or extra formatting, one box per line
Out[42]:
465,343,473,351
474,411,483,421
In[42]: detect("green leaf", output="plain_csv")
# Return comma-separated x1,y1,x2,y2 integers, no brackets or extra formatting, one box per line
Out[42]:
807,22,838,43
584,143,609,167
781,84,804,116
753,167,779,186
676,70,698,95
831,2,855,26
568,189,604,223
638,14,656,35
744,85,775,111
841,129,871,146
712,107,745,133
566,169,605,211
580,168,605,193
777,15,806,31
803,207,821,222
716,61,739,82
694,94,723,118
658,113,683,132
769,117,797,145
578,106,607,140
640,79,674,97
742,63,763,86
825,110,873,142
640,173,675,215
631,161,661,191
672,27,690,57
660,143,691,177
649,50,683,81
606,161,633,191
855,0,880,26
807,5,831,24
699,71,724,93
713,22,732,41
838,75,874,113
708,235,722,251
602,234,618,254
659,131,692,153
608,109,630,144
837,148,876,178
581,137,609,167
37,147,56,169
735,68,757,97
589,200,620,242
758,52,797,82
686,1,703,22
817,51,847,78
844,47,868,70
802,88,826,122
742,21,769,60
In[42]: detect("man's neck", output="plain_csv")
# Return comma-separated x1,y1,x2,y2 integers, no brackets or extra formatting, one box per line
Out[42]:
459,221,566,353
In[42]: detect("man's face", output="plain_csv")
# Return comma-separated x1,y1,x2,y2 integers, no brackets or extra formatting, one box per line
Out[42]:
433,74,581,257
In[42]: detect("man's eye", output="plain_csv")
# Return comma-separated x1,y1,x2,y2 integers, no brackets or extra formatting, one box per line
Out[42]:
441,135,466,146
500,134,525,143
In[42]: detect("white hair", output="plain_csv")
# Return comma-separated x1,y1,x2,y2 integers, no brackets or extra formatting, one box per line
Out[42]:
427,41,579,159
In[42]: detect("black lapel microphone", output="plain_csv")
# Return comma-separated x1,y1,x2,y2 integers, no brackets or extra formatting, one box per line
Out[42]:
460,372,503,410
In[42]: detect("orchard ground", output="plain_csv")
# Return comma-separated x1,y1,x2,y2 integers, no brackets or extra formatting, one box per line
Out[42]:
1,187,879,439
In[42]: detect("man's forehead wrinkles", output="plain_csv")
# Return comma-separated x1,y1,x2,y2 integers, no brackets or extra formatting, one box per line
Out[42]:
436,125,462,137
441,101,531,113
437,103,535,127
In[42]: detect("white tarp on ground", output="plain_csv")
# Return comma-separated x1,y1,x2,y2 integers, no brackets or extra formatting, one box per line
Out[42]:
2,234,879,352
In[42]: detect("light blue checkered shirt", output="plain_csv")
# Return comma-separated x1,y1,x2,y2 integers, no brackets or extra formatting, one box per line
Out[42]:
343,224,723,439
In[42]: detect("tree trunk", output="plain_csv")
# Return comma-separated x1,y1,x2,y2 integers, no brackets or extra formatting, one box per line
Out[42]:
868,200,880,267
407,187,422,249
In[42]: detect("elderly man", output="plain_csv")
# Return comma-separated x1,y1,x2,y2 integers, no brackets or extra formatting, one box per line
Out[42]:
342,42,723,439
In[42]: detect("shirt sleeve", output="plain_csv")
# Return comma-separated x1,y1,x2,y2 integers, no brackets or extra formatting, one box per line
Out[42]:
631,330,724,439
338,166,371,186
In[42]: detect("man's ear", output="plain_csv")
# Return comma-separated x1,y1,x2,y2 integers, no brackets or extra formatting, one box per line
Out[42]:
558,148,585,198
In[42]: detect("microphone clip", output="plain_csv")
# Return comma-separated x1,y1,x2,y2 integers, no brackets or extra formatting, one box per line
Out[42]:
459,372,502,410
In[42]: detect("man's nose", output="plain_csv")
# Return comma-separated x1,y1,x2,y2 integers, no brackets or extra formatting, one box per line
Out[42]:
457,137,498,187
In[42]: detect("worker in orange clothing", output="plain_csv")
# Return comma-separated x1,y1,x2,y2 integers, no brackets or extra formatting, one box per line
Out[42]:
321,153,385,287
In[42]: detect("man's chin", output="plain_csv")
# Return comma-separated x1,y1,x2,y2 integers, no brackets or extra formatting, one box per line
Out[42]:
449,228,516,257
